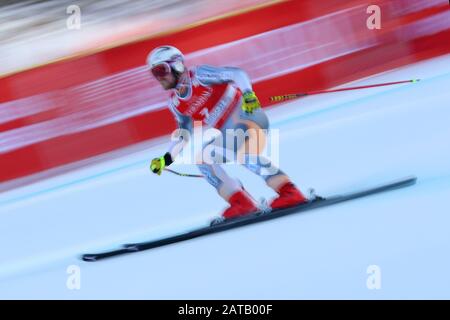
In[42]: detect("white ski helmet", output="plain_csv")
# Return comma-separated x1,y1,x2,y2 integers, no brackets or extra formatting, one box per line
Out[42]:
147,45,185,75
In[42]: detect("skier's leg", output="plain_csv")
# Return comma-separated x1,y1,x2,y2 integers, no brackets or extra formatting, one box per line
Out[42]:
196,140,258,219
196,162,240,200
227,108,308,208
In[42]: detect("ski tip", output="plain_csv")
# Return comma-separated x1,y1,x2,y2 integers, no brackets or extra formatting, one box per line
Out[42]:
81,254,97,262
401,175,418,185
385,175,417,190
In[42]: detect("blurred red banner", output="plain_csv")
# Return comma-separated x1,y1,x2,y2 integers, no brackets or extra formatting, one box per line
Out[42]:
1,0,449,186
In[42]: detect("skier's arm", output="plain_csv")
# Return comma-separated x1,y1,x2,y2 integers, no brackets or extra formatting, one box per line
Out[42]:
150,101,192,175
195,65,253,93
167,110,192,160
196,65,261,113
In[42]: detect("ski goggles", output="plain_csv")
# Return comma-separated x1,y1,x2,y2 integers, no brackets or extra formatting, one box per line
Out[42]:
150,62,172,78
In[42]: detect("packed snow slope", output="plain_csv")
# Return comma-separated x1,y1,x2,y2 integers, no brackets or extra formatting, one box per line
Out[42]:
0,55,449,299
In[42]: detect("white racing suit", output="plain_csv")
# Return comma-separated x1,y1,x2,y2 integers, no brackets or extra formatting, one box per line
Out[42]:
166,65,289,200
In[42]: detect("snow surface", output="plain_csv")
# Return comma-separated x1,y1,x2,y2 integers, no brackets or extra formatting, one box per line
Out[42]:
0,55,449,299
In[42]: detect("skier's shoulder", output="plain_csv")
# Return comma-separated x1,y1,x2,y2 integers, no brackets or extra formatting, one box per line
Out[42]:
194,64,223,74
194,64,237,84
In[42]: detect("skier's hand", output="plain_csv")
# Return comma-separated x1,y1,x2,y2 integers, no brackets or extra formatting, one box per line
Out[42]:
150,156,165,175
242,91,261,114
150,152,173,175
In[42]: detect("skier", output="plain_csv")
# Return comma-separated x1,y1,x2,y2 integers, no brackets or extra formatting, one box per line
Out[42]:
147,45,308,220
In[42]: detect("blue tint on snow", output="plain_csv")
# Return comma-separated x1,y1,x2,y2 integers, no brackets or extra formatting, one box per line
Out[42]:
0,55,449,299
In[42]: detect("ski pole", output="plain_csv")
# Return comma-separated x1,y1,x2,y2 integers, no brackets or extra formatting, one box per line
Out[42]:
270,79,420,102
164,168,204,178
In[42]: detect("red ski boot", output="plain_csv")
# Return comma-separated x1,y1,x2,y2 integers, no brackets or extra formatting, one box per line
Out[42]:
222,190,259,219
270,182,307,209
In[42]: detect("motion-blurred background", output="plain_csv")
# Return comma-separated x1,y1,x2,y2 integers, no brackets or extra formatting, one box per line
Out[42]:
0,0,270,74
0,0,449,299
0,0,448,190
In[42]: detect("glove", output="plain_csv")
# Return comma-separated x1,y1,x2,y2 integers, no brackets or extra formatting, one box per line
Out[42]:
150,152,173,175
241,91,261,114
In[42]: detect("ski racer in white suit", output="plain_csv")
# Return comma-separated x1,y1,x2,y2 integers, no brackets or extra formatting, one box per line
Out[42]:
148,45,307,220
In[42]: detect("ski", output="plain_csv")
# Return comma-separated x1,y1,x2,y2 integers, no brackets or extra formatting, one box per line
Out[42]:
81,175,416,262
